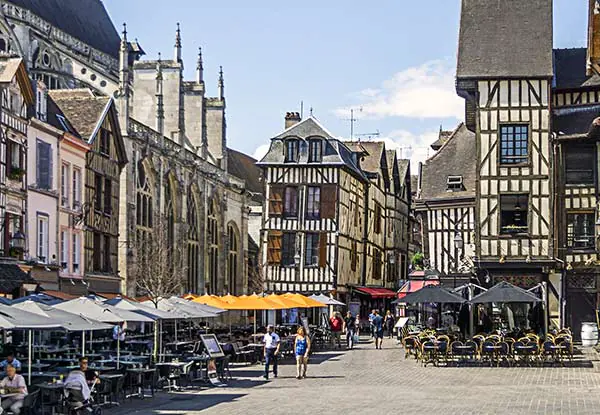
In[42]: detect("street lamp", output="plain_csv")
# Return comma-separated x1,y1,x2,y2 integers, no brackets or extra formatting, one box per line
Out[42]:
11,231,26,250
293,252,301,267
453,232,464,250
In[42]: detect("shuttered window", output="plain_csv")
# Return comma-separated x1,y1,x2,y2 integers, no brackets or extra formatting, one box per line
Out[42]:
282,233,296,266
104,178,112,214
321,184,337,219
269,185,284,217
36,139,52,190
374,203,382,234
350,240,358,272
267,231,282,264
94,174,103,211
318,233,327,268
372,248,382,280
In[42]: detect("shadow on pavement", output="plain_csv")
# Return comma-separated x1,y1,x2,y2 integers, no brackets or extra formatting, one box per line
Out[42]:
112,393,247,414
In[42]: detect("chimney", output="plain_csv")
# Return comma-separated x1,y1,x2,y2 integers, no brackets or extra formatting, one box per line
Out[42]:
284,112,301,129
588,0,600,75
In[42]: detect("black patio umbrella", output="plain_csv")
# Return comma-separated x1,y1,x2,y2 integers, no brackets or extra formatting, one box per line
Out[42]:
393,285,466,304
470,281,541,303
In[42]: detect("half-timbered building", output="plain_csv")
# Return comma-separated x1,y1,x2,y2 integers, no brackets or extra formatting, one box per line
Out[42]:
48,89,127,294
258,113,407,306
416,123,476,287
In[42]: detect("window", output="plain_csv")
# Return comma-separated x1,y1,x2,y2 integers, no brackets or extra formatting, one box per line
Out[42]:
60,230,68,269
187,192,199,293
447,175,464,191
61,163,69,207
500,194,529,235
500,125,528,164
308,139,323,163
103,235,111,272
269,185,284,217
207,202,219,294
567,213,595,250
103,178,112,214
281,232,296,266
136,161,153,228
72,168,81,208
372,248,382,280
93,233,110,273
37,215,49,262
93,233,102,271
350,240,358,272
566,145,595,185
267,231,283,265
305,233,320,267
306,186,321,220
99,127,111,155
283,186,298,218
374,204,382,234
72,233,80,273
36,139,52,190
284,139,299,162
94,174,103,211
7,140,23,177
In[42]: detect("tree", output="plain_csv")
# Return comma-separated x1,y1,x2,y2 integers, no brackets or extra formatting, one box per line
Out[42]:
131,215,187,308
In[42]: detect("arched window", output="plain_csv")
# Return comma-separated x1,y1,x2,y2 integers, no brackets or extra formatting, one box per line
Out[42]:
227,224,238,295
187,191,199,293
136,160,153,245
164,179,175,249
207,200,219,294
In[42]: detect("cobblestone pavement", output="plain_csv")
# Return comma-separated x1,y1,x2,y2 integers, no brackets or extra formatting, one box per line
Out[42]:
113,338,600,414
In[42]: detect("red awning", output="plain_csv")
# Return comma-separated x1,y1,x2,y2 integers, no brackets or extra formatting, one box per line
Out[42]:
398,280,439,299
355,287,398,299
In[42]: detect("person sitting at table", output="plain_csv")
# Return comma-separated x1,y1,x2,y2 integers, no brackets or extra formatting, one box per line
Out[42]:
0,353,21,371
78,357,100,385
0,364,27,414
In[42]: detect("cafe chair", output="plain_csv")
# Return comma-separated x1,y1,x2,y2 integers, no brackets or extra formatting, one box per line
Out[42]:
14,389,40,415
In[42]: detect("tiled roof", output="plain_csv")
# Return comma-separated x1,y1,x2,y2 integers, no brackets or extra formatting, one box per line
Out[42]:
457,0,553,79
47,89,110,140
419,123,476,201
7,0,120,59
553,48,600,90
0,263,35,294
553,105,600,138
227,148,263,205
346,141,386,175
431,130,453,150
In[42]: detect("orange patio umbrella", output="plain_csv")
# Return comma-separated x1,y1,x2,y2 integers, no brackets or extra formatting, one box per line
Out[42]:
282,293,327,308
265,293,305,308
220,294,239,304
223,295,287,311
192,294,231,309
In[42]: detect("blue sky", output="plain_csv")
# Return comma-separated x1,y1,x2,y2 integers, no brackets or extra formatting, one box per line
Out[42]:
104,0,588,166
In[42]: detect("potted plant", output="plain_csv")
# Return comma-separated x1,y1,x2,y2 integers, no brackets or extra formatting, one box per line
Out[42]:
7,166,25,181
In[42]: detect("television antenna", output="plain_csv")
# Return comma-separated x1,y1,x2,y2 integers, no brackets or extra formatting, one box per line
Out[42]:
344,107,362,140
355,130,380,141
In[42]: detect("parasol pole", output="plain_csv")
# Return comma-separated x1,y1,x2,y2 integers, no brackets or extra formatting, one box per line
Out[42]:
82,331,86,356
27,329,32,385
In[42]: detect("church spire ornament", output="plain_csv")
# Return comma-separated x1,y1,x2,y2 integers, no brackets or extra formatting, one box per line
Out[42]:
156,53,164,135
196,47,203,84
174,22,182,63
218,65,224,100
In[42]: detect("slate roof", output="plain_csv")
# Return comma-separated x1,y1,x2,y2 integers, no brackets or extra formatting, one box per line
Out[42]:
553,48,600,90
457,0,553,79
258,117,367,180
397,159,410,181
346,141,387,175
419,123,476,201
7,0,120,59
0,263,35,294
553,104,600,138
227,148,263,205
47,89,110,140
431,130,452,151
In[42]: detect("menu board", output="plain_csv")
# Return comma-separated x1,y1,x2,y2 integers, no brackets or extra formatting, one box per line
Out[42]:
200,334,224,358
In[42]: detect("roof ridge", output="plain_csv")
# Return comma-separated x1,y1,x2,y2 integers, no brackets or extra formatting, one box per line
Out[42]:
424,122,465,164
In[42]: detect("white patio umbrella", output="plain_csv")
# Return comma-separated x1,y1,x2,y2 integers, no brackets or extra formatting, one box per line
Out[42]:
310,294,346,306
0,304,63,385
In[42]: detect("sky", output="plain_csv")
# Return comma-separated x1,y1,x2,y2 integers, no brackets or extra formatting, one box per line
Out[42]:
104,0,588,167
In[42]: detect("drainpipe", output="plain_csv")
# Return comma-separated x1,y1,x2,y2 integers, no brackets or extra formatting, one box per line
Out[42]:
361,182,370,287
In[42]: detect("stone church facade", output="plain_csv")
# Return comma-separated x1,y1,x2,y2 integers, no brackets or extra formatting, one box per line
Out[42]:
0,0,254,296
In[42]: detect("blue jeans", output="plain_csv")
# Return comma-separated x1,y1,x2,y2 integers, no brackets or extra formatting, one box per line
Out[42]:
264,348,278,378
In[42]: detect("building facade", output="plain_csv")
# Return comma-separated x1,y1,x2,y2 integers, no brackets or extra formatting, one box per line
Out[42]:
258,113,409,306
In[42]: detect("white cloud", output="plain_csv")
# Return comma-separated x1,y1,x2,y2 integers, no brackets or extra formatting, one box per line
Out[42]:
252,143,270,161
334,60,463,120
376,129,439,169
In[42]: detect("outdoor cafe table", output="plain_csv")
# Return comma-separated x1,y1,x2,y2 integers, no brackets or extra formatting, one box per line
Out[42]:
22,362,51,371
126,367,156,399
37,381,65,414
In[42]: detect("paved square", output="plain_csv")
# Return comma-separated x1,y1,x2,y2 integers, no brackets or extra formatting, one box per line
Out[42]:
114,338,600,414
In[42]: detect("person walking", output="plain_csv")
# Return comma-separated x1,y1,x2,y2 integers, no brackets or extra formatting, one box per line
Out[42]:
294,326,311,379
355,314,361,336
368,310,376,338
329,312,344,349
263,325,280,380
372,310,384,349
384,310,395,339
344,312,356,349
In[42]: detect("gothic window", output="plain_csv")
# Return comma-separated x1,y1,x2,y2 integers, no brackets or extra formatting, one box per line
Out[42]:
187,191,199,293
499,124,528,164
207,200,219,294
136,160,153,247
164,179,175,257
227,224,238,295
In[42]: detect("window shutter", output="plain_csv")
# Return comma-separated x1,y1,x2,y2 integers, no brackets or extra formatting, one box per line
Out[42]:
318,233,327,268
321,184,337,219
37,141,51,190
267,231,282,264
269,185,284,216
